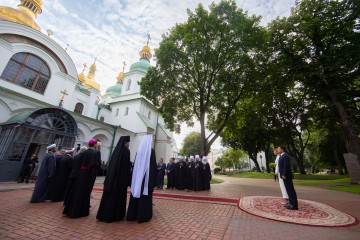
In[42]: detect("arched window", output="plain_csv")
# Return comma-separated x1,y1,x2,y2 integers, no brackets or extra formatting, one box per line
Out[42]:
99,116,104,122
115,108,119,117
74,102,84,114
126,79,131,91
124,107,129,116
1,52,51,94
148,111,151,120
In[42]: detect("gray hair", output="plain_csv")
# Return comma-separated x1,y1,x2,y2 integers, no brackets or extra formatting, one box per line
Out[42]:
80,146,88,153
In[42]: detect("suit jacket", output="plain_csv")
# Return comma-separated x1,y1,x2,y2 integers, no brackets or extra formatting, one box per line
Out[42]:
278,153,293,179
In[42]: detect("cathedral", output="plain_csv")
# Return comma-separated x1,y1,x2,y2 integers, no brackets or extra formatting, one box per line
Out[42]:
0,0,178,181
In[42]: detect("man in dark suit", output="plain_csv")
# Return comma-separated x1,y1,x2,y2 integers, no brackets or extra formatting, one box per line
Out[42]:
277,146,298,210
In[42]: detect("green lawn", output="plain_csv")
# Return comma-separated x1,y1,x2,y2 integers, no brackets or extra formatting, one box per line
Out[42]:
293,178,351,186
221,171,360,194
226,171,347,180
328,185,360,194
211,178,224,184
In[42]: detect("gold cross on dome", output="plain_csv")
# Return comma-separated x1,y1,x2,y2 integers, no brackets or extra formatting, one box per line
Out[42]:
60,89,68,101
122,61,127,72
82,63,88,72
147,33,151,46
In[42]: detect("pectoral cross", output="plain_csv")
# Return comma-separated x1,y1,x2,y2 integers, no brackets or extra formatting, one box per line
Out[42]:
147,33,151,46
122,61,127,72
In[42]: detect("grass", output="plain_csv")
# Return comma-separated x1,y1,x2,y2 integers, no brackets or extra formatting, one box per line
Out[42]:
211,178,224,184
293,178,351,186
220,171,360,194
328,185,360,194
225,171,347,180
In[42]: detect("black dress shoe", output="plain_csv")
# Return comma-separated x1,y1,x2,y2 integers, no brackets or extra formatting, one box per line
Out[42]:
283,203,290,208
286,205,298,210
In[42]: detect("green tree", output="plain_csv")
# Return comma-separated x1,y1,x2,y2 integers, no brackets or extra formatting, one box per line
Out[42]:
267,0,360,175
140,0,266,156
181,132,202,156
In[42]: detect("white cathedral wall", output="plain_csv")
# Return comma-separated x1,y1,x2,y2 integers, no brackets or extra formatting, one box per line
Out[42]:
121,72,143,96
0,42,79,107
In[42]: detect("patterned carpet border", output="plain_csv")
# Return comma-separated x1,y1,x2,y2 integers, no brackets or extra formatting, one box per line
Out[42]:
92,187,239,206
238,196,359,227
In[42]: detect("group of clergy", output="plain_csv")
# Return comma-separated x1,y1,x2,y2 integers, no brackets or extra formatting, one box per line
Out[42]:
29,135,158,224
161,155,212,192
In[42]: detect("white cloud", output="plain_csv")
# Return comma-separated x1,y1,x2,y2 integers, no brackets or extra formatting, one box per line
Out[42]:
0,0,295,148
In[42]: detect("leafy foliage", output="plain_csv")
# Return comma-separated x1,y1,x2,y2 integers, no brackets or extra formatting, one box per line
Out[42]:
140,0,266,155
181,132,202,156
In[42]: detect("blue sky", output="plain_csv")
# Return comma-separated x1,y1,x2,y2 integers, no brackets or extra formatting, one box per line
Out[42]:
0,0,295,148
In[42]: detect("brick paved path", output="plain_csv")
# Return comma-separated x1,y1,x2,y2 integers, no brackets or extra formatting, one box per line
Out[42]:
0,176,359,240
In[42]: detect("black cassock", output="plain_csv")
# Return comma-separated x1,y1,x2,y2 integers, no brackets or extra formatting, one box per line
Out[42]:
193,160,204,191
63,152,82,207
30,152,56,203
175,161,187,190
186,161,195,190
62,148,101,218
126,148,157,223
203,162,211,190
48,154,74,202
96,136,131,223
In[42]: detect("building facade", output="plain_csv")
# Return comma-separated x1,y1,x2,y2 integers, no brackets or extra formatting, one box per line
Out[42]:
0,0,178,181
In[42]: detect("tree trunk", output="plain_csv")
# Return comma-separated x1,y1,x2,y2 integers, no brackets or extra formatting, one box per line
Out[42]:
332,140,345,175
251,158,261,172
264,144,271,173
199,111,206,156
328,90,360,162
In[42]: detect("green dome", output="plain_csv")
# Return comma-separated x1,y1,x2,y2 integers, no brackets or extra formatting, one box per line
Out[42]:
129,58,150,73
105,82,123,97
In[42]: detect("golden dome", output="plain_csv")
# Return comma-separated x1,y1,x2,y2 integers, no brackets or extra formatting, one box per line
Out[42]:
117,72,124,83
0,0,43,31
83,60,100,90
78,72,85,84
139,45,152,60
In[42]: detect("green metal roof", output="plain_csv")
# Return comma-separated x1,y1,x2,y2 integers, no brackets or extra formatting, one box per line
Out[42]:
3,110,34,124
105,82,123,97
129,58,150,73
137,112,156,129
158,123,172,138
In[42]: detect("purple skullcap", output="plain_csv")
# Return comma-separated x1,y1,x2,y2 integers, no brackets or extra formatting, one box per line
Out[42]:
88,138,97,145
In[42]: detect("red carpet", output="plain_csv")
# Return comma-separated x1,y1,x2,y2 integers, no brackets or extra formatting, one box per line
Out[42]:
238,196,359,227
92,187,238,206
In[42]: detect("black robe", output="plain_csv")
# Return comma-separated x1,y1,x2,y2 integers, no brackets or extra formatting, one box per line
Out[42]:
48,154,74,202
30,152,56,203
96,136,131,223
186,161,195,190
126,148,157,223
63,152,82,207
175,161,187,190
193,160,204,191
203,162,211,190
62,148,101,218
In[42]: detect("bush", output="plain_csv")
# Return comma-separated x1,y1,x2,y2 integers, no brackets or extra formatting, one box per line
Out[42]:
214,168,222,174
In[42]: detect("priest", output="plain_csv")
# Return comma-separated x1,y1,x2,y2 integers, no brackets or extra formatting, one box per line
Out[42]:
175,156,187,190
63,139,101,218
96,136,131,223
30,144,57,203
126,135,157,223
49,148,75,202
